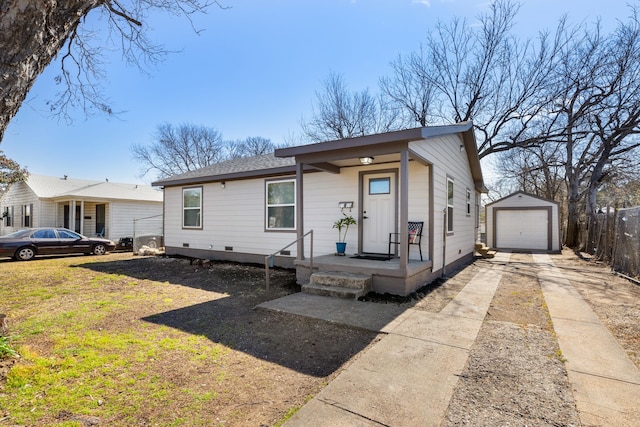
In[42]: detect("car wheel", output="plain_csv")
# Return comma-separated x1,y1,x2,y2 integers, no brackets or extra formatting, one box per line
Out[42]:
146,240,158,249
15,246,35,261
92,243,107,255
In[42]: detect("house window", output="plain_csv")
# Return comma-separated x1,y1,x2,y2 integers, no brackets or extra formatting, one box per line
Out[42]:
23,204,32,227
466,189,471,216
3,206,13,227
183,187,202,228
447,178,454,233
266,179,295,230
369,178,391,195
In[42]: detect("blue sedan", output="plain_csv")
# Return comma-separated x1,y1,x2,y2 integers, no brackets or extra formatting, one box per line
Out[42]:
0,228,116,261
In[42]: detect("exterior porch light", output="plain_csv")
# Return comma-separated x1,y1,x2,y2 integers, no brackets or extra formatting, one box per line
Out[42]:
359,156,374,165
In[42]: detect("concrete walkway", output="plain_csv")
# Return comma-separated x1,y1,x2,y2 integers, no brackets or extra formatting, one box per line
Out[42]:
257,251,640,426
258,252,509,426
534,253,640,426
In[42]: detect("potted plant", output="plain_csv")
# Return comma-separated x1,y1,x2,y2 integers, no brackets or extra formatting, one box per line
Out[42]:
333,213,357,256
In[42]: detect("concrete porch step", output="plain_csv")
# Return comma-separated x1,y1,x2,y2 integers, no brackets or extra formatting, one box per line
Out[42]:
302,271,372,299
475,243,496,259
302,283,370,300
310,271,372,290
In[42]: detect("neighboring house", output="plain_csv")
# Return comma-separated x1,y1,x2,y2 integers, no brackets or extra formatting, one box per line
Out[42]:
153,122,485,296
485,191,561,252
0,174,163,241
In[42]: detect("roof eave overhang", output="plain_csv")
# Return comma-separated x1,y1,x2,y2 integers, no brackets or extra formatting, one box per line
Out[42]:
275,127,473,159
44,195,162,203
152,165,299,188
460,125,487,193
275,123,483,176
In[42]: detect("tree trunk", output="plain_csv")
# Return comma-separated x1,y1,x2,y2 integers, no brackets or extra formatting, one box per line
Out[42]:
0,0,101,141
565,184,581,248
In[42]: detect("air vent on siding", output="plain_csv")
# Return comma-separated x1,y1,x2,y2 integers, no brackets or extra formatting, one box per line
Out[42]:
182,243,190,248
225,246,233,251
280,250,291,256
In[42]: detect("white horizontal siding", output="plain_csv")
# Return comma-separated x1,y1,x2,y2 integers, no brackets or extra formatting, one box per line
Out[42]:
164,179,301,256
302,168,361,255
109,202,163,241
406,161,430,260
410,134,477,269
163,162,436,260
37,200,56,227
0,181,39,235
163,134,478,266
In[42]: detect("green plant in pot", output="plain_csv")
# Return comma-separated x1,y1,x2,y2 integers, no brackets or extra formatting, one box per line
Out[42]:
333,213,357,256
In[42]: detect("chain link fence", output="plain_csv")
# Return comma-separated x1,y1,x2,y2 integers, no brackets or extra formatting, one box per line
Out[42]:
133,215,164,254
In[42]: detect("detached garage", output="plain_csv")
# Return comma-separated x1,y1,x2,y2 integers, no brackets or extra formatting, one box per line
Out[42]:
486,191,561,252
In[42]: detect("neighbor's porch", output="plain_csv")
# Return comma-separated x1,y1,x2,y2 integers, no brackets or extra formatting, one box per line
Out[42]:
54,200,109,238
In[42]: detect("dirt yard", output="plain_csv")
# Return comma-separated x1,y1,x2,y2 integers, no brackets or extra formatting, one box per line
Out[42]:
1,250,639,426
0,254,381,426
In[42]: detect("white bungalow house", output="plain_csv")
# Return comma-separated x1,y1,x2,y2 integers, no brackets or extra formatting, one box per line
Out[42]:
0,174,163,241
153,123,485,296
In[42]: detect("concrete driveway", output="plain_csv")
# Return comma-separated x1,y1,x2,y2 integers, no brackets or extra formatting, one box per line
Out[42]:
258,251,640,426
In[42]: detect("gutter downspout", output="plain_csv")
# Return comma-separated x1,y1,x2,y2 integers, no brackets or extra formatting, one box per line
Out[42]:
442,207,447,277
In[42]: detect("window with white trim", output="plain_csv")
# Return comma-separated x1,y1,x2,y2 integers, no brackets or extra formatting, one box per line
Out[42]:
23,204,32,227
266,179,296,230
447,177,454,233
182,187,202,228
466,189,471,216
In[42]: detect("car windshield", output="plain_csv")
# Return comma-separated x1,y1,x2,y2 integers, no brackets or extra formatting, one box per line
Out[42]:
5,229,32,238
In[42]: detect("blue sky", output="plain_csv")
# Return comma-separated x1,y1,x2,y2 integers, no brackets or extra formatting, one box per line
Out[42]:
2,0,631,185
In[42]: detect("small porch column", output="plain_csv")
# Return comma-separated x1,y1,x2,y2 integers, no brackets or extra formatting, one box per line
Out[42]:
70,200,76,232
399,149,410,273
79,201,85,235
295,161,305,260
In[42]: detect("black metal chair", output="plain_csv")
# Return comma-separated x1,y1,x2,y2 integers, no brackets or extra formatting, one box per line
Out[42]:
388,221,424,261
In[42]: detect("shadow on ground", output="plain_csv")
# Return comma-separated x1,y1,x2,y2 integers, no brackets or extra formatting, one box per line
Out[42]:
80,256,380,377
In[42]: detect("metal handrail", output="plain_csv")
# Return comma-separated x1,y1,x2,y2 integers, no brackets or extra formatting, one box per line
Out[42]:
265,229,313,290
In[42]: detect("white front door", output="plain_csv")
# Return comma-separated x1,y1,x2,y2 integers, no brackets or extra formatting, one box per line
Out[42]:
362,172,397,254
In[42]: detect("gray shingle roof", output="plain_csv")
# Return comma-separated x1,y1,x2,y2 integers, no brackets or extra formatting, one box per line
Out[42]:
26,174,163,202
152,153,296,187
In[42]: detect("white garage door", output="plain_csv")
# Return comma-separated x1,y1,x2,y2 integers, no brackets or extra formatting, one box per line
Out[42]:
496,209,548,250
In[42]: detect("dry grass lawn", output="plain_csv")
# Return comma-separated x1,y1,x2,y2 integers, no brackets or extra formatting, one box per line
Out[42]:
0,253,380,426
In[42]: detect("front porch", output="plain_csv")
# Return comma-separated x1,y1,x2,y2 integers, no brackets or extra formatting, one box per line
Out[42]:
54,200,108,238
294,253,435,296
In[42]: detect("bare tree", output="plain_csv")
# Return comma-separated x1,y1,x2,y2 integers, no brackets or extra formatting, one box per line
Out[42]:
380,48,436,127
381,0,568,160
525,10,640,247
382,1,640,249
132,125,279,179
301,72,400,142
227,136,276,159
0,0,223,142
132,123,226,179
495,143,566,201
